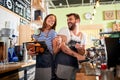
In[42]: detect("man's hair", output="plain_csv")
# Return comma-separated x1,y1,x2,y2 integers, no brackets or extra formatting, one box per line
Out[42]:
66,13,80,21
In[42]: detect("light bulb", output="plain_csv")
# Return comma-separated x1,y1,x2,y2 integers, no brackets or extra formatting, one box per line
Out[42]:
96,0,100,7
93,9,96,14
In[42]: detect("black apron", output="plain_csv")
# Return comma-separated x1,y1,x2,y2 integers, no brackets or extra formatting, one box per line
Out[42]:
55,40,80,68
55,40,81,80
35,41,54,80
36,49,53,68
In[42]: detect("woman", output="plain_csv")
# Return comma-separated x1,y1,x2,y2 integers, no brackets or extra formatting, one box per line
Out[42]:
28,14,57,80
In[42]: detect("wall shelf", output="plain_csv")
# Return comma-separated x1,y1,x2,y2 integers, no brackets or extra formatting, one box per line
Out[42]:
99,31,120,38
99,31,120,35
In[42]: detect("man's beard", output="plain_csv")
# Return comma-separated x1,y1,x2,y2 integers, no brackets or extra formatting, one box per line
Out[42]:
68,22,76,30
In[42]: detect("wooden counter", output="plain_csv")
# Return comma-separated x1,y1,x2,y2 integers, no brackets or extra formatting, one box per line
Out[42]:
76,62,97,80
76,73,97,80
76,62,120,80
0,60,36,80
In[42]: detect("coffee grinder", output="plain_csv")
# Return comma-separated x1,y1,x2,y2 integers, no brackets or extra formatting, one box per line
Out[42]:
0,28,13,64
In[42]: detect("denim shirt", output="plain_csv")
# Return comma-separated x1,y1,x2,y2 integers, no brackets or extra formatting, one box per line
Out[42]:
33,29,57,54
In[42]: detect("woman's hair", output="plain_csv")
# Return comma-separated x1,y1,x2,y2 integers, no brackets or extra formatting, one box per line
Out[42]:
40,14,57,31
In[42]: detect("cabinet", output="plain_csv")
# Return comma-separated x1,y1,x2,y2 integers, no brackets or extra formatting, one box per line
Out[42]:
19,25,34,45
0,62,36,80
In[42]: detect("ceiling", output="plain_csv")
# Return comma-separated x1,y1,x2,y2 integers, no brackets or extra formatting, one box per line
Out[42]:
48,0,120,9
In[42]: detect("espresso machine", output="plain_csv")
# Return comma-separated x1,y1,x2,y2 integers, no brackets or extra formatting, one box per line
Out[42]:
0,28,13,64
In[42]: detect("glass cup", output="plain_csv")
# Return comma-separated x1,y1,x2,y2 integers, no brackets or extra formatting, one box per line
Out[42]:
101,69,114,80
116,65,120,78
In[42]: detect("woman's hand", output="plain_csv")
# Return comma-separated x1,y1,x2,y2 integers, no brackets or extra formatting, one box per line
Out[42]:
28,48,37,56
52,36,62,54
56,36,62,47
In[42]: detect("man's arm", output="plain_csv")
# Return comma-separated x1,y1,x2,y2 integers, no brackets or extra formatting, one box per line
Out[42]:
75,32,86,55
60,42,85,60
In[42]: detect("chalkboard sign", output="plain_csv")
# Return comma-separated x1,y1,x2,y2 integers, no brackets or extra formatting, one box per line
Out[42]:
0,0,31,21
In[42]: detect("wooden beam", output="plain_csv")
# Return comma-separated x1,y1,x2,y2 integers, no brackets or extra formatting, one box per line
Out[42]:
31,0,45,12
80,24,103,30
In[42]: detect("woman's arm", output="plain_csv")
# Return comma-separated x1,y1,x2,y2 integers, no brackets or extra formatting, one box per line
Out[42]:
52,36,61,54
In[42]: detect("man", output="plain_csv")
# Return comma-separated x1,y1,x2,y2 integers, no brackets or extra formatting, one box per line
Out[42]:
53,13,86,80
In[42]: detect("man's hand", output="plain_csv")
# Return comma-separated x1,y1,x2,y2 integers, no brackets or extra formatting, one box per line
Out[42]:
75,53,86,61
75,43,81,49
75,43,85,55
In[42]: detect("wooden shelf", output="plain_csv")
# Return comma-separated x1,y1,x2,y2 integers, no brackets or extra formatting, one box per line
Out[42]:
99,31,120,38
99,31,120,35
31,0,45,12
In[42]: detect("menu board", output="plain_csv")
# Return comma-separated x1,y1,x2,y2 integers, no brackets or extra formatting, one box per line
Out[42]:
0,0,31,21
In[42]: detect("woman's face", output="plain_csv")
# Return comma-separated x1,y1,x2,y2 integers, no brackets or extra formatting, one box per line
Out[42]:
46,15,56,29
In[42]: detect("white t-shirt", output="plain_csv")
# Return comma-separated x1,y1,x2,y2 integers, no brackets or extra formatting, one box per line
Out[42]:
58,27,86,45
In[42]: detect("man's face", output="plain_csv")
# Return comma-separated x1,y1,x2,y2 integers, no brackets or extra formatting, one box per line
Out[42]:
67,15,76,30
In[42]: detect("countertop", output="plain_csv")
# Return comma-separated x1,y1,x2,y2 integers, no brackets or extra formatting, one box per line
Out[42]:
0,60,36,74
76,62,120,80
76,62,97,80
